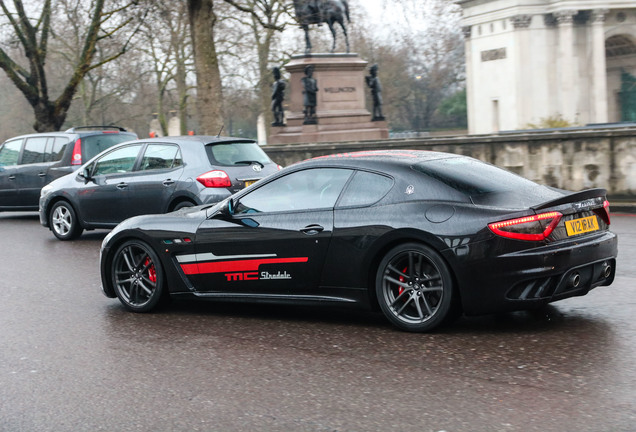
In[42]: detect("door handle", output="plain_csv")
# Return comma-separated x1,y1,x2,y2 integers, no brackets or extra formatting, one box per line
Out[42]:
8,175,16,180
116,182,128,190
39,172,46,177
162,179,175,186
300,224,324,235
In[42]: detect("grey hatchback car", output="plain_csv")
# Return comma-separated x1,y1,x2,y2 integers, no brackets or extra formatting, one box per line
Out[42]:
0,126,137,211
39,135,281,240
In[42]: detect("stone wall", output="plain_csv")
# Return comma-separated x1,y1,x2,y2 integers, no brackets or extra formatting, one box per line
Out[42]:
263,126,636,199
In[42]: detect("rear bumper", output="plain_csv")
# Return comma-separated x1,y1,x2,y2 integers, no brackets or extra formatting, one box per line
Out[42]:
455,231,618,315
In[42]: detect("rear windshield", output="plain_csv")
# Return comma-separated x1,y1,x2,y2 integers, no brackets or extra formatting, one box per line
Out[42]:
205,141,272,166
82,133,136,161
414,158,539,196
412,157,563,208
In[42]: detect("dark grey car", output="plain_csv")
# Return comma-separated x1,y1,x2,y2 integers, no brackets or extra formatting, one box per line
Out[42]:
0,126,137,211
39,135,280,240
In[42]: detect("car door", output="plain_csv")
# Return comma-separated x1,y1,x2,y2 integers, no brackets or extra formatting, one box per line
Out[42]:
78,143,144,225
15,136,51,207
0,139,23,208
125,143,184,216
185,168,353,296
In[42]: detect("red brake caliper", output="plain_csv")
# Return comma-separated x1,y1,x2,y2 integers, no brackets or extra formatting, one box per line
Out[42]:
398,266,408,295
144,258,157,283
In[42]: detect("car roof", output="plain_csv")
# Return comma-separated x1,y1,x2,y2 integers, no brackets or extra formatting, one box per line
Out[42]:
295,150,464,170
2,128,135,142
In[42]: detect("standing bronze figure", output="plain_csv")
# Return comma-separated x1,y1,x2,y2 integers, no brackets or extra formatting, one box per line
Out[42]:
271,67,286,126
302,65,318,124
366,64,385,121
293,0,350,55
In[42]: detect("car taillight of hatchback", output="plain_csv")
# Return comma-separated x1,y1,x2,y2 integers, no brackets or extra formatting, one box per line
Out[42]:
197,170,232,188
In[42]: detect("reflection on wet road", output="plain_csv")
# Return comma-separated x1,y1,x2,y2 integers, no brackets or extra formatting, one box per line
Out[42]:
1,212,634,431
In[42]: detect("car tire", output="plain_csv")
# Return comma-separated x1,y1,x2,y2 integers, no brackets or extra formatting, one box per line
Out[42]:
112,239,166,312
49,201,83,241
375,242,454,332
172,200,195,211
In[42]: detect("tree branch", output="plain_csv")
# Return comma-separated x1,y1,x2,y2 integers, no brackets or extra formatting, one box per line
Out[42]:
222,0,286,31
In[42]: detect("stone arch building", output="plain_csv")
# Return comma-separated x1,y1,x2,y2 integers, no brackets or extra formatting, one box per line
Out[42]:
457,0,636,134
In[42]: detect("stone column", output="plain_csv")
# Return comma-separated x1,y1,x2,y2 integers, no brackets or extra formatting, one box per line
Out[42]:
555,10,577,123
462,26,475,134
591,9,609,123
512,15,532,129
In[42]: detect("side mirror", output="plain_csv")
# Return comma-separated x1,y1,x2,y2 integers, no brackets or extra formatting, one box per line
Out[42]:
218,198,236,219
80,167,93,183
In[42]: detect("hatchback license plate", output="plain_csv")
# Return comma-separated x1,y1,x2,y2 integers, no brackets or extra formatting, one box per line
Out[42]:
244,180,256,187
565,216,599,236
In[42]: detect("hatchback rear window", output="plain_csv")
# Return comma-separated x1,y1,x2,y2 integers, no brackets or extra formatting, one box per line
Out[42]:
82,133,136,161
205,142,272,166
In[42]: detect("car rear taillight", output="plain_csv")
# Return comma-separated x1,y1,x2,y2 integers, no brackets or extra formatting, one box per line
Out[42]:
197,170,232,188
70,139,82,165
593,200,611,225
488,211,562,241
277,165,283,170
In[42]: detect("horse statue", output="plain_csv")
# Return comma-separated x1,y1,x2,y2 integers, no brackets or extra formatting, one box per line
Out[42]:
293,0,350,55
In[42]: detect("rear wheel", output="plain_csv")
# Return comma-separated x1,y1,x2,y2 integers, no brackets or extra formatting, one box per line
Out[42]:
376,243,454,332
112,240,166,312
49,201,83,240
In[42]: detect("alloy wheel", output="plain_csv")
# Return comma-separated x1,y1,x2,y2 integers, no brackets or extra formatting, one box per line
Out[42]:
112,241,164,312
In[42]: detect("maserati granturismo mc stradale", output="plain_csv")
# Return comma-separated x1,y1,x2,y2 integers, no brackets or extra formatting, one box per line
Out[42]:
99,150,617,332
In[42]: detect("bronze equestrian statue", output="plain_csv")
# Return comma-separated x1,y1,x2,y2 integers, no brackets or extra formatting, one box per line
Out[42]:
293,0,350,55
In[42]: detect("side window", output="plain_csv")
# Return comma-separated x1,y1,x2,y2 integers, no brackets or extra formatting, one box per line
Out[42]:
140,144,180,171
235,168,353,214
0,139,23,166
92,144,143,176
20,137,48,164
173,149,183,167
48,137,70,162
337,171,394,207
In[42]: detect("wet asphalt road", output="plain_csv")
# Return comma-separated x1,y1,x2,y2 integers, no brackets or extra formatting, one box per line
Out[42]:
0,212,634,432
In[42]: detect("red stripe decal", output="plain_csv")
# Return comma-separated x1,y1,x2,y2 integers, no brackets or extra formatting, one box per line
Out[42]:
181,257,308,275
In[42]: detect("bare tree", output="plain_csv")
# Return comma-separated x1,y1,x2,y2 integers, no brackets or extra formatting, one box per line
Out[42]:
357,0,465,131
395,0,464,130
231,0,290,130
0,0,142,132
187,0,286,135
188,0,224,135
138,1,194,135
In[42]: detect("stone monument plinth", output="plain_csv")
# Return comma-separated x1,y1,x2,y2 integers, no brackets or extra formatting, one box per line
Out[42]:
268,53,388,145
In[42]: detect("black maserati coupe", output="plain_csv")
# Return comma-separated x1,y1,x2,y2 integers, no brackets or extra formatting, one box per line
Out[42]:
99,150,618,332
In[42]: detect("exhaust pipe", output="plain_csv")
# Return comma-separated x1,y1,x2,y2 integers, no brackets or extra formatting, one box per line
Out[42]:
569,272,580,288
602,262,612,279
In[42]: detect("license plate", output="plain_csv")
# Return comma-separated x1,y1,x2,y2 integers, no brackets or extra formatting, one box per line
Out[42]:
565,216,599,236
244,180,256,187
